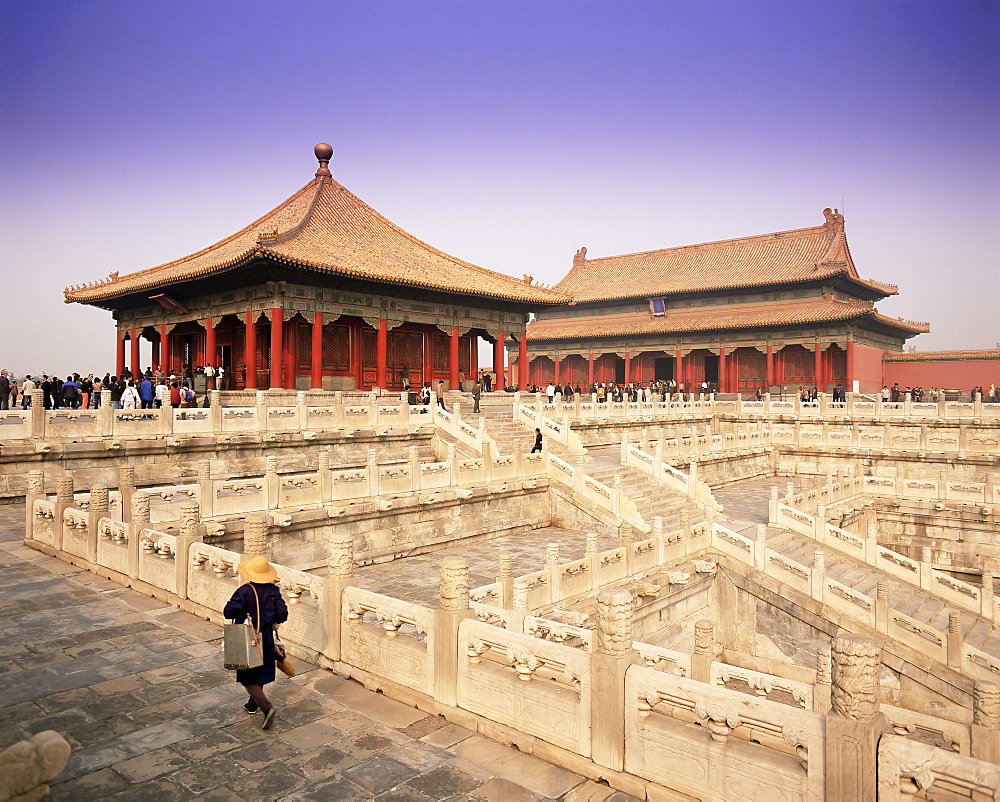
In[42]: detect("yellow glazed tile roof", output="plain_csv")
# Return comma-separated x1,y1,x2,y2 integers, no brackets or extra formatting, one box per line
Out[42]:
65,148,569,307
556,209,897,303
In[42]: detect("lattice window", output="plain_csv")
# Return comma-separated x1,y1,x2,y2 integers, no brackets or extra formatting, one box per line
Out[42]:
737,351,767,392
459,336,471,375
433,334,450,372
388,330,422,372
361,329,377,366
532,357,555,383
323,325,351,371
688,353,706,385
563,356,588,385
781,347,814,382
297,323,312,370
829,348,847,380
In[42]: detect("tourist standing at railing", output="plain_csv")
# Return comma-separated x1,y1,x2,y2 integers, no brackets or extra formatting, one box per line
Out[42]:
436,380,446,409
7,375,19,409
546,383,555,403
79,375,92,411
20,375,35,408
109,376,124,409
120,381,140,410
51,376,63,408
471,380,481,413
138,376,155,409
0,370,10,410
154,378,168,408
61,377,80,409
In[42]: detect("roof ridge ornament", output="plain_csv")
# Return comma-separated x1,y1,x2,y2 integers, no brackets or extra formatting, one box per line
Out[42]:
573,246,588,267
823,207,845,230
314,143,333,179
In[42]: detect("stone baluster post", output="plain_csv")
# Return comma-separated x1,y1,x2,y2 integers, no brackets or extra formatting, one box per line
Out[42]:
366,448,379,497
99,389,114,436
481,440,492,483
127,492,149,579
769,485,780,524
619,428,630,465
255,390,268,435
814,647,832,713
814,504,827,541
811,550,825,601
209,389,223,432
296,391,308,433
865,521,878,564
620,523,636,573
919,546,933,591
195,460,214,517
754,524,767,571
264,455,280,509
679,509,691,541
30,389,45,438
653,515,666,561
545,543,561,605
687,460,698,497
435,559,472,707
119,465,135,524
786,481,796,505
947,612,963,670
586,532,600,593
53,474,74,552
875,581,892,634
972,681,1000,763
323,534,355,663
333,391,345,428
982,572,995,620
691,618,715,683
407,445,420,493
175,501,201,599
86,484,109,563
242,513,270,558
318,448,333,502
825,633,882,801
612,472,622,516
25,471,45,542
511,578,529,632
497,554,513,609
399,391,410,425
592,587,636,772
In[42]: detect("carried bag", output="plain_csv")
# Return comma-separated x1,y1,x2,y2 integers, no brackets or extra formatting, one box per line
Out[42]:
223,585,264,671
274,631,296,677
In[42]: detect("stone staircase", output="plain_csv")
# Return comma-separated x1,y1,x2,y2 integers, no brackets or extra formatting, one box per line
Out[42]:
451,398,705,532
736,523,1000,659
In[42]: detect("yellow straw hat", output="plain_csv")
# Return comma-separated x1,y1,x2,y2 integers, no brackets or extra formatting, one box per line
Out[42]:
238,555,278,584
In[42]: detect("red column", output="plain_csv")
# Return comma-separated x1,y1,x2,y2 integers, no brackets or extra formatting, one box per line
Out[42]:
244,312,257,389
470,334,479,382
205,317,216,373
151,338,160,371
846,340,855,390
674,349,683,388
718,348,727,393
517,335,527,391
284,320,296,389
422,330,433,386
159,324,168,372
814,344,823,392
376,318,388,388
554,355,561,385
766,344,775,389
449,325,459,390
311,312,324,390
270,308,283,389
730,351,739,393
494,331,505,390
116,332,126,378
624,352,631,385
130,329,140,377
587,354,595,386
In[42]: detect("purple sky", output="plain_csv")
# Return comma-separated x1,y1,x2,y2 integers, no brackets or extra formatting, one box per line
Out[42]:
2,1,997,378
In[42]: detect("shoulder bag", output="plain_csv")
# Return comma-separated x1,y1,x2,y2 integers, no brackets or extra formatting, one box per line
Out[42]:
223,585,264,670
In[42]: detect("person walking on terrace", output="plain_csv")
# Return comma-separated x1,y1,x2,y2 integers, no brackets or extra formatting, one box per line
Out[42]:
224,556,288,730
530,427,543,453
472,380,481,413
436,380,446,409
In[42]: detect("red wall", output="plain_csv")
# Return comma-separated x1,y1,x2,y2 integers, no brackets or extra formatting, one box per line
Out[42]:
882,357,1000,391
854,343,886,394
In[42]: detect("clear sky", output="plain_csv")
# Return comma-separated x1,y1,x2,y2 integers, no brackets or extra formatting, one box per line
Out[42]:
2,0,997,378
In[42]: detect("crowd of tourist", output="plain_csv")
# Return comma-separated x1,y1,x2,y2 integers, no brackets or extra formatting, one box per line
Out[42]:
0,365,224,410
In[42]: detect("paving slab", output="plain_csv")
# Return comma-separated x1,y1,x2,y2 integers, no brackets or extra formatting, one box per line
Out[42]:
452,734,584,798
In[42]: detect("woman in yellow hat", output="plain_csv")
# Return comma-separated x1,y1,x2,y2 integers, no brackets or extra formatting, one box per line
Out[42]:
223,555,288,730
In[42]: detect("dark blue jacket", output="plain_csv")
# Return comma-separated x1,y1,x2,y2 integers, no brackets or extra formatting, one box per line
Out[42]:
224,582,288,685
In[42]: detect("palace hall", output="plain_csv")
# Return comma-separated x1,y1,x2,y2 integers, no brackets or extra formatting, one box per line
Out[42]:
525,209,928,394
64,144,567,391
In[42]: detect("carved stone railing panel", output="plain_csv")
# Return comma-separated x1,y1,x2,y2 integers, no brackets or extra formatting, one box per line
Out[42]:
877,734,1000,800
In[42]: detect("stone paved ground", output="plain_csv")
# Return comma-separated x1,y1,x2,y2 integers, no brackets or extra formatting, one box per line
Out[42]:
351,526,620,606
0,503,637,801
712,475,792,527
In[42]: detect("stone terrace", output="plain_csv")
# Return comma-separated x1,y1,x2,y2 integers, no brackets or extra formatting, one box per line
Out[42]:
0,503,636,801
